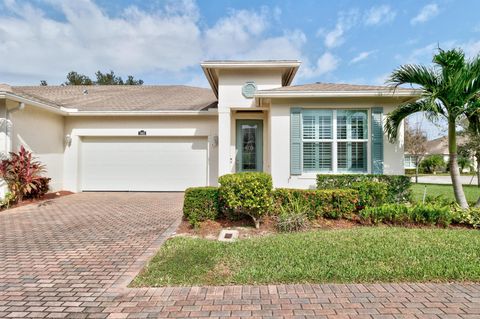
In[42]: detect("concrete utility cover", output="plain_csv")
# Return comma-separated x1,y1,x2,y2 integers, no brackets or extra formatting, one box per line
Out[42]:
218,229,239,242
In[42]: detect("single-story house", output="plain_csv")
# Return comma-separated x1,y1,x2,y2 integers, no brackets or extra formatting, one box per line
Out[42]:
0,60,419,194
404,136,476,172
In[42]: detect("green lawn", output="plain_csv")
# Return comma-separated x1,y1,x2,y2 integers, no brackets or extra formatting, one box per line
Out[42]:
411,183,479,204
132,227,480,286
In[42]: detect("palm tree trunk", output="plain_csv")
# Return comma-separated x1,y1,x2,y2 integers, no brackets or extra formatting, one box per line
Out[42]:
476,153,480,208
448,122,469,209
477,152,480,188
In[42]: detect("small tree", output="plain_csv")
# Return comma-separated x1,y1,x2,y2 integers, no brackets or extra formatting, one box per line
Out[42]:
40,80,48,86
218,173,273,229
404,119,427,183
419,155,446,174
385,48,480,209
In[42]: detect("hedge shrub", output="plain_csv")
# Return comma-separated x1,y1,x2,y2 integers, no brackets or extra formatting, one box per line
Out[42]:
359,203,454,227
351,181,388,208
457,208,480,228
218,172,273,228
272,188,358,219
316,174,412,203
183,187,220,227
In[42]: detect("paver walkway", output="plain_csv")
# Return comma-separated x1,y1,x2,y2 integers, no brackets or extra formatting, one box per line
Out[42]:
0,192,479,318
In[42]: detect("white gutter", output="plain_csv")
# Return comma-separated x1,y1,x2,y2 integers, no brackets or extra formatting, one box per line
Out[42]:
0,92,69,115
67,109,218,116
254,90,421,98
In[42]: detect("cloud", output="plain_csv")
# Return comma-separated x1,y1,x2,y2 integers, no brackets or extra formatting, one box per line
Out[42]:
319,5,395,50
462,40,480,58
319,9,359,49
0,0,316,85
372,72,390,85
204,8,270,57
300,52,340,78
411,3,439,25
364,5,396,26
349,50,376,64
0,0,204,84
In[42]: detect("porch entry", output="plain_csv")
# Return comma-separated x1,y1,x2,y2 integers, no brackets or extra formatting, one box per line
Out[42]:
236,120,263,172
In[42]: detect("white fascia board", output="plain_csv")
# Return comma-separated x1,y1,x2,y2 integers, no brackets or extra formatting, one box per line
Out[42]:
67,110,218,116
200,61,301,69
254,90,421,99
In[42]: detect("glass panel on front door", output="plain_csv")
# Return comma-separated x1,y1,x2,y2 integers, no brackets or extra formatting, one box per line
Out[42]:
236,120,263,172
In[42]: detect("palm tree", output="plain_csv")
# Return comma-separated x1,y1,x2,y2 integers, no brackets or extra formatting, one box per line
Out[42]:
385,48,480,209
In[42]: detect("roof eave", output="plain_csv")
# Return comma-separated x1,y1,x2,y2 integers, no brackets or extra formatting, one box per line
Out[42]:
1,92,69,115
254,90,422,99
201,60,302,98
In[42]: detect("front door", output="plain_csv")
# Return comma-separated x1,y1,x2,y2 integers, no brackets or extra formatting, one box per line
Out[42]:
236,120,263,172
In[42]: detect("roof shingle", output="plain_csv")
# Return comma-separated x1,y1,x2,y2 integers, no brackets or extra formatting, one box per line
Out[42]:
263,82,412,92
11,85,217,112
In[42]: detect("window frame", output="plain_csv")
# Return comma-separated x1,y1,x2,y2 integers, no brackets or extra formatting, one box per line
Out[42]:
300,109,370,174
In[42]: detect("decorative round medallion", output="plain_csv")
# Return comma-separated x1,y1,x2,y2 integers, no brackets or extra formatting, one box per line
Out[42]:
242,81,257,98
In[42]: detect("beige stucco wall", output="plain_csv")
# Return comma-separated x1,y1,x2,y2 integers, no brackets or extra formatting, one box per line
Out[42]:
217,69,282,109
217,68,283,175
63,115,218,192
268,98,405,189
8,101,65,191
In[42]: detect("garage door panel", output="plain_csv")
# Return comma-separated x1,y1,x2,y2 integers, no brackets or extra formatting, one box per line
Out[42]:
81,136,208,191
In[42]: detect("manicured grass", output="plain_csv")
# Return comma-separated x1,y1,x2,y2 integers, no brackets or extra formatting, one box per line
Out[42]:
132,227,480,286
411,183,479,204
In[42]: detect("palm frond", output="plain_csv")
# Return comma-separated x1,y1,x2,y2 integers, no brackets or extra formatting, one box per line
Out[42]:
465,98,480,134
387,64,439,91
462,55,480,98
385,99,439,142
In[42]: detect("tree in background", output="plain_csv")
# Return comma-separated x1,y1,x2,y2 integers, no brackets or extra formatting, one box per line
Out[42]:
95,70,123,85
404,119,427,183
420,155,446,174
64,71,94,85
385,48,480,209
40,80,48,86
124,75,144,85
62,70,143,86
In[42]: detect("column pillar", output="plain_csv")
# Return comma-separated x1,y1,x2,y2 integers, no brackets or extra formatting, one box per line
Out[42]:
218,109,232,177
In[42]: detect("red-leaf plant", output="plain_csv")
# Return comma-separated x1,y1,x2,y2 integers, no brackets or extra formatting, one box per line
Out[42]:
0,146,51,203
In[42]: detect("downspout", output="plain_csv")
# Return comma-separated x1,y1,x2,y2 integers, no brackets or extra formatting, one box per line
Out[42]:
5,102,25,154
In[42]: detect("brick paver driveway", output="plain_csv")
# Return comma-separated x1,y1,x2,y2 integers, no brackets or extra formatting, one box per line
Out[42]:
1,192,479,318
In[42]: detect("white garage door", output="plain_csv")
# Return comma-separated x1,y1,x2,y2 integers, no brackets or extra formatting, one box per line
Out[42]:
81,136,208,191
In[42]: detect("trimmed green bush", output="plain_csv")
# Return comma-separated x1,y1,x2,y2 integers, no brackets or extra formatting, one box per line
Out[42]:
218,172,273,228
272,188,358,219
358,203,410,224
316,174,412,203
457,208,480,228
359,203,454,227
410,204,453,227
351,181,388,208
183,187,220,227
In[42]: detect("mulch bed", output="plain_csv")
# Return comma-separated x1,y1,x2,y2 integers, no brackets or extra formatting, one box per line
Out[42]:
175,215,362,240
1,191,74,212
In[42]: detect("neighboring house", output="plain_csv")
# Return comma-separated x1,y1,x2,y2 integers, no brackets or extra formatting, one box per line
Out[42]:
425,135,475,172
0,60,419,194
404,154,417,169
404,136,476,171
